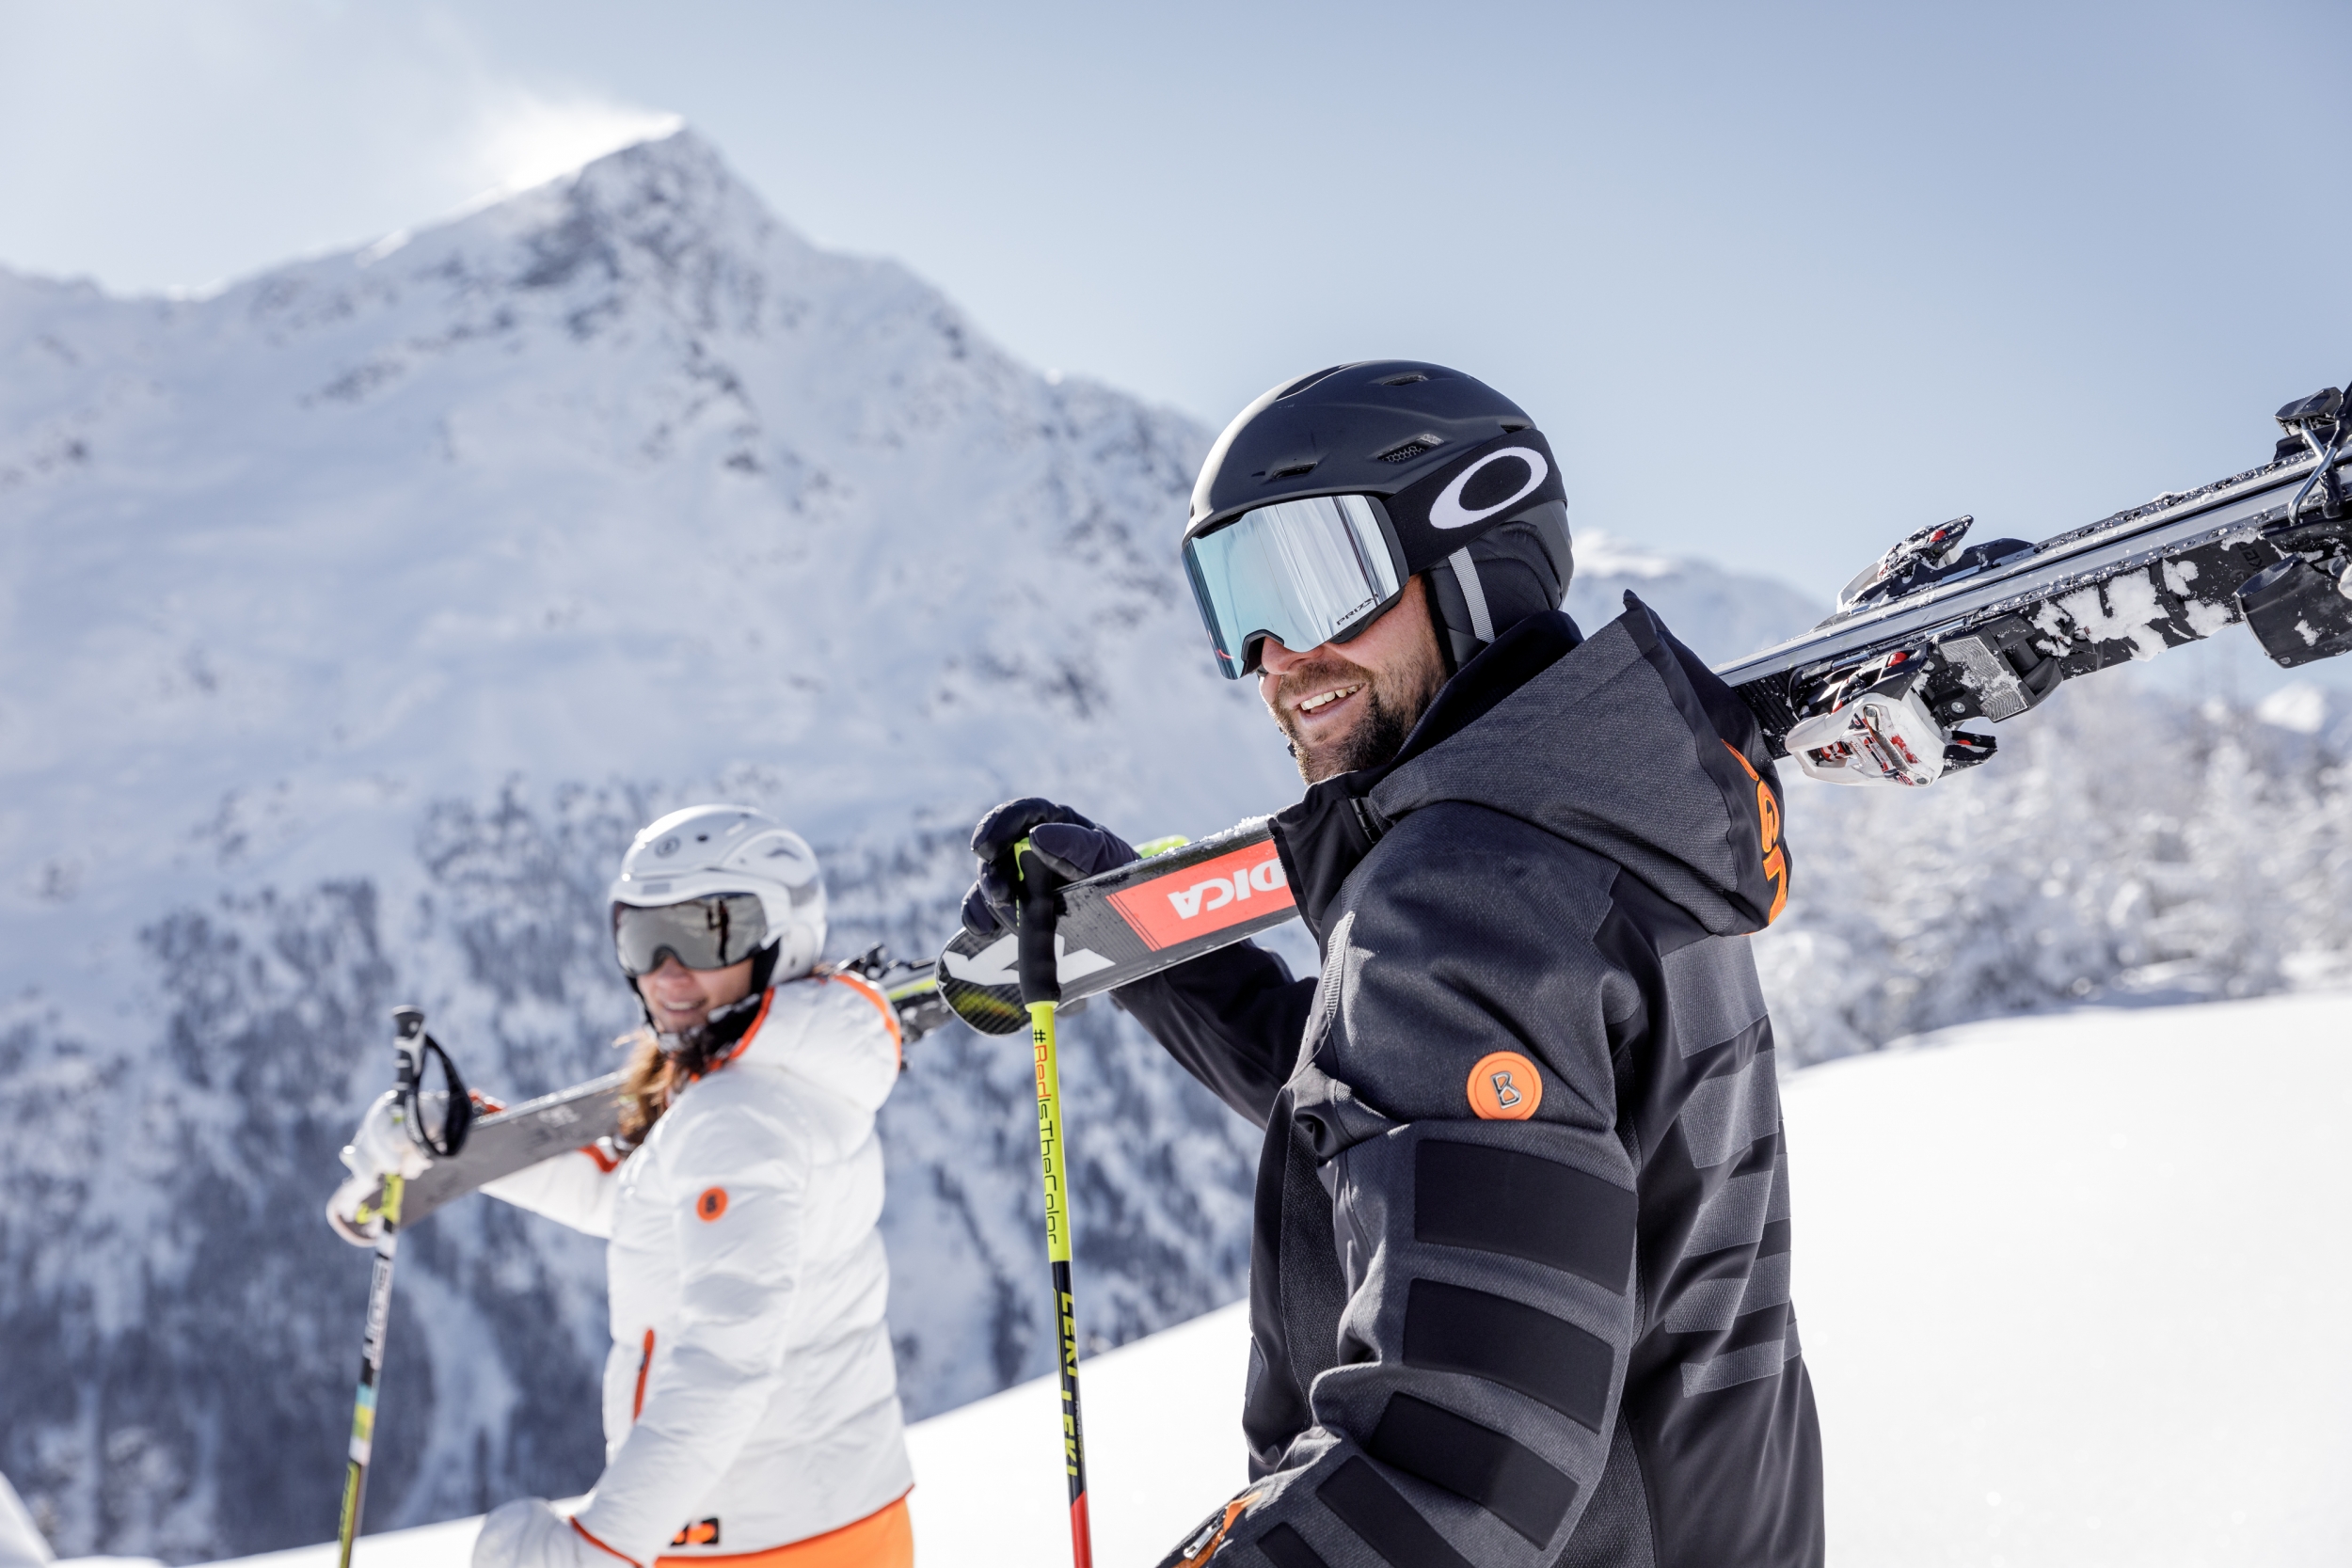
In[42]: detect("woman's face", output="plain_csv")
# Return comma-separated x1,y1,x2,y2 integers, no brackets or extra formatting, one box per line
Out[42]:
635,953,755,1035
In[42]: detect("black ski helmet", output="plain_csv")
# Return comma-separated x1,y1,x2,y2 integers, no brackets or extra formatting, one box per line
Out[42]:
1184,360,1574,673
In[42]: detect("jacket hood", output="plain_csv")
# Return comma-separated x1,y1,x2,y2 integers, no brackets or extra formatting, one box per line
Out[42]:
1272,594,1791,941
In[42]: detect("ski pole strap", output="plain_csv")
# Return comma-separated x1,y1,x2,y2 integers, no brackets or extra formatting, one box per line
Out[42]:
1014,841,1069,1006
389,1005,474,1159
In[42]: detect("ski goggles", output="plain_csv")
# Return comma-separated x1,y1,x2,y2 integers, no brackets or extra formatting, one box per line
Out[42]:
1182,430,1565,678
612,894,769,976
1183,494,1406,679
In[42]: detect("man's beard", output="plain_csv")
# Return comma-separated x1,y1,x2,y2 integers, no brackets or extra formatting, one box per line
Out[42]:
1273,657,1443,784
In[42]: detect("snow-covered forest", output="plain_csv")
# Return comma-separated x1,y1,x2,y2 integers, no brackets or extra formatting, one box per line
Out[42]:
1768,679,2352,1060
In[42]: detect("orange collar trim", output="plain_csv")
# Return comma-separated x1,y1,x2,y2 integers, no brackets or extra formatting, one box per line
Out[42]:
689,987,776,1082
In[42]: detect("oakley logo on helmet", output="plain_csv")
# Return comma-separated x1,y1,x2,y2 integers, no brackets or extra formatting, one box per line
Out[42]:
1428,447,1549,531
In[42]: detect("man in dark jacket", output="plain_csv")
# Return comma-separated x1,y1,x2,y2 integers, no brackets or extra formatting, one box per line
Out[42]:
963,363,1822,1567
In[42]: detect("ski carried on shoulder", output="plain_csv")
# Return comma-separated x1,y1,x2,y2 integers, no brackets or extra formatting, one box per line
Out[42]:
383,1070,629,1227
358,950,952,1226
1721,383,2352,786
936,381,2352,1034
934,820,1296,1034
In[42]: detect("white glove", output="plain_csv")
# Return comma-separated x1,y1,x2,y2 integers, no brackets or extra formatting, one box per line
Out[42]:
324,1090,437,1247
475,1499,637,1568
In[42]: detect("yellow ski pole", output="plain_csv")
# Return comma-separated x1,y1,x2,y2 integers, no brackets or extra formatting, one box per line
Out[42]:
1013,840,1093,1568
336,1005,470,1568
336,1164,401,1568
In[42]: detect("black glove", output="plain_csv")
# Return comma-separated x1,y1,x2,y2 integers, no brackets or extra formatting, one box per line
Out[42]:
960,798,1138,938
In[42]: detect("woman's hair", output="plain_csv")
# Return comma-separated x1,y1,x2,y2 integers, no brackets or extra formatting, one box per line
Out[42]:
615,1027,676,1145
614,1009,751,1142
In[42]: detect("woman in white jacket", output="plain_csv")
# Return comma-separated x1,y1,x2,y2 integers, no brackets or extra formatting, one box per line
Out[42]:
333,805,914,1568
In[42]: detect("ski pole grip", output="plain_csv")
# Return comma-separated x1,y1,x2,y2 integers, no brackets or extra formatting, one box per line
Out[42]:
1013,843,1068,1006
389,1005,425,1092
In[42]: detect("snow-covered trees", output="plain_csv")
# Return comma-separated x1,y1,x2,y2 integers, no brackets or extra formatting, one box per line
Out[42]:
1759,679,2352,1062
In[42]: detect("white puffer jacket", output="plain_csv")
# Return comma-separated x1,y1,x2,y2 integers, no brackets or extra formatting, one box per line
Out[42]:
483,971,910,1566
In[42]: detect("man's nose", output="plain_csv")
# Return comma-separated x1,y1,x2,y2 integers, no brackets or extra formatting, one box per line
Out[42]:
1258,636,1317,674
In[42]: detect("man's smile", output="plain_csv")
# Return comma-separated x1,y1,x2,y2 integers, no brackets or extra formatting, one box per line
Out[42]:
1295,682,1365,719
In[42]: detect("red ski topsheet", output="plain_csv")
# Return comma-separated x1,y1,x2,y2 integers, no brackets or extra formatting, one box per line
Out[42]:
1104,836,1293,951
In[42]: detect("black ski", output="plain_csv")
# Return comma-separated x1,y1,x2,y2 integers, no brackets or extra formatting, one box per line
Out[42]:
1719,386,2352,760
937,821,1293,1035
935,382,2352,1033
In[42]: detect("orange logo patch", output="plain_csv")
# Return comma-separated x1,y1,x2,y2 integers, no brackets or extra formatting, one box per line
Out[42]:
694,1187,728,1222
1468,1052,1542,1120
670,1519,720,1548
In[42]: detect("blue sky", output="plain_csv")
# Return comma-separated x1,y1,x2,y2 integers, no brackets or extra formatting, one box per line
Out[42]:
3,0,2347,604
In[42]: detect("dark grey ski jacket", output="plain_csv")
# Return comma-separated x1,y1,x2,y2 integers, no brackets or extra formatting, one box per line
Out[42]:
1118,599,1823,1568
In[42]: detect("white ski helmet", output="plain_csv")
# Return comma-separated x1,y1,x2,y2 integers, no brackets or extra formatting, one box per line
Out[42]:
608,804,828,982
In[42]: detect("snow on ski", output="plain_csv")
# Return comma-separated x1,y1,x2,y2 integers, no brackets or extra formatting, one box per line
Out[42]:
938,385,2352,1033
1722,389,2352,768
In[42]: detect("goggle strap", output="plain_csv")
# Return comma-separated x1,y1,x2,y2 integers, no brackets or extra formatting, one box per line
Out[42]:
1447,546,1495,641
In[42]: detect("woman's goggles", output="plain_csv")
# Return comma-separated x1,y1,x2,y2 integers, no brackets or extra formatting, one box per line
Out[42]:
612,894,768,976
1182,493,1406,679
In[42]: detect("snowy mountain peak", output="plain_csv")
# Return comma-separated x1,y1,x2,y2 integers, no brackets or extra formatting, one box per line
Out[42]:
255,128,827,343
0,130,1830,1563
1573,525,1680,578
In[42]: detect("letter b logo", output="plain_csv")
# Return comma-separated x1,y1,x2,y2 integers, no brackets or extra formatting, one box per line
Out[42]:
1466,1052,1543,1120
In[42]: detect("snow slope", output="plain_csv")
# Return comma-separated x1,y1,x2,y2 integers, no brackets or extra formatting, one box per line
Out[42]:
167,991,2352,1567
1794,993,2352,1566
0,127,1825,1561
909,991,2352,1565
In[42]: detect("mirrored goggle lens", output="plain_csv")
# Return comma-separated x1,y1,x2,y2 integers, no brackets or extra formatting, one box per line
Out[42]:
612,894,769,976
1182,494,1403,679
